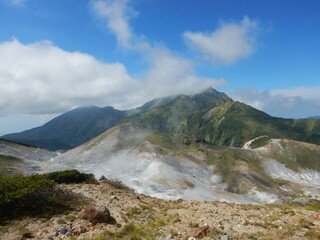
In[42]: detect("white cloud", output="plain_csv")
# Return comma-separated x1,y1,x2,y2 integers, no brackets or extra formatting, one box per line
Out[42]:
92,0,133,48
184,16,259,64
0,39,226,119
143,48,227,98
230,87,320,118
89,0,226,101
0,39,137,114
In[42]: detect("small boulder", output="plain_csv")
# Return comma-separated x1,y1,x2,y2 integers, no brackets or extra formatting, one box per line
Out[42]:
80,204,111,224
189,225,210,237
59,227,68,235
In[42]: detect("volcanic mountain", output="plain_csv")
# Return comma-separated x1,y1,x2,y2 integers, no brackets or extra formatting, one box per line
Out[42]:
1,88,320,204
3,87,320,150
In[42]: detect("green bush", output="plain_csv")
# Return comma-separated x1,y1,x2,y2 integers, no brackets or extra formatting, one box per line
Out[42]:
0,174,58,220
0,171,90,222
0,170,94,222
250,136,270,149
43,170,96,184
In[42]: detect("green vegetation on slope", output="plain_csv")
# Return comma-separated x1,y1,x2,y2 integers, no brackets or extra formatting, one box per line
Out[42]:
0,175,61,221
128,88,232,135
259,139,320,171
146,132,184,150
133,99,320,148
208,102,320,146
250,136,271,149
0,170,92,222
204,146,278,194
0,154,23,177
197,102,283,146
43,170,96,184
125,96,176,117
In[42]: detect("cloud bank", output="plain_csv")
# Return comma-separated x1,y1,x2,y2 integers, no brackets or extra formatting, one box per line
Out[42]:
184,16,259,64
2,0,318,136
0,39,226,116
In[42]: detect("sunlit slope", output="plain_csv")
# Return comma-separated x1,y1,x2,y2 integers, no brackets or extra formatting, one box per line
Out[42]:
130,100,320,147
256,139,320,171
128,88,233,134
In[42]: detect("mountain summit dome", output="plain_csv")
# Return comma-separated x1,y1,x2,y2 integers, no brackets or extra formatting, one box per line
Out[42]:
201,87,219,94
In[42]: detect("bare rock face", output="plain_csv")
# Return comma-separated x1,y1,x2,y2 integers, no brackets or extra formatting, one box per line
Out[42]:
80,204,111,224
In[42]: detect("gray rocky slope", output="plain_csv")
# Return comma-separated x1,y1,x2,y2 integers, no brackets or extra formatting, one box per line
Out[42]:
36,123,320,204
1,122,320,204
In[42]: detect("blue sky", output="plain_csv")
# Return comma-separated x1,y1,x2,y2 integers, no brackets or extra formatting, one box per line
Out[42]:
0,0,320,135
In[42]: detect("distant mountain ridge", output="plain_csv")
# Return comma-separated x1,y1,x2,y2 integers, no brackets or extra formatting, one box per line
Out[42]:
307,116,320,119
2,87,320,150
3,106,125,151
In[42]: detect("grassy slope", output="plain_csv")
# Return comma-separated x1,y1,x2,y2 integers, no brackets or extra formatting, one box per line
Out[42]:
199,102,320,147
133,100,320,148
125,96,176,117
128,90,233,135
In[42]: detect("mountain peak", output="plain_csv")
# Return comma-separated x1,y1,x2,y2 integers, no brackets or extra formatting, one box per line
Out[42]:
201,87,218,94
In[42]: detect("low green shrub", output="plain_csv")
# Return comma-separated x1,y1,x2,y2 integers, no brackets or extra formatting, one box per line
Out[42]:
0,174,58,220
0,172,84,222
43,170,96,184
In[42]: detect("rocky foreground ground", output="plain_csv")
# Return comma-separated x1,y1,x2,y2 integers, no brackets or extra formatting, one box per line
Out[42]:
1,181,320,240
